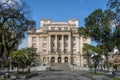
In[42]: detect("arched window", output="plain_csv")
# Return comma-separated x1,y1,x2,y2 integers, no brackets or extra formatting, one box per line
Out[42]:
64,57,68,63
51,57,55,64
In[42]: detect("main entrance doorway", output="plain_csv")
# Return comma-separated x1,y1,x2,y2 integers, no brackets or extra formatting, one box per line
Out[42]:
64,57,68,63
58,57,61,63
51,57,55,64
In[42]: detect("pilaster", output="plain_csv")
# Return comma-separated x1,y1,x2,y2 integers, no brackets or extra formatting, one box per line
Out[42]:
62,35,64,54
36,37,39,53
55,35,57,54
76,36,80,54
48,35,51,54
28,36,32,47
68,34,71,53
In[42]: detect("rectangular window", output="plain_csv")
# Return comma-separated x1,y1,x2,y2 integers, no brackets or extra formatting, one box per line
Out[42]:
73,43,76,48
32,43,36,48
64,49,67,53
58,27,61,30
65,42,68,47
51,27,55,30
32,29,36,33
52,43,55,47
51,37,55,41
73,49,76,53
73,36,76,41
72,30,76,32
32,37,36,42
58,49,61,53
43,49,46,53
43,43,47,48
58,37,62,40
64,27,68,30
64,35,68,41
43,36,46,41
51,49,55,53
83,38,87,42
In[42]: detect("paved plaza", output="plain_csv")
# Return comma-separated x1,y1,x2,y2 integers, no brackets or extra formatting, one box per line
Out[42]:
29,71,93,80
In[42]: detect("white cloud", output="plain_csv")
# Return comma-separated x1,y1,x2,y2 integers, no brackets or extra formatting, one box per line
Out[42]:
0,0,21,6
19,38,28,49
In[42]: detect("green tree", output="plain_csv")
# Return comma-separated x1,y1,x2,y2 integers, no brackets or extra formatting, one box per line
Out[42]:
83,43,94,67
83,43,103,73
11,47,36,73
11,50,24,72
107,0,120,51
84,9,115,47
83,8,116,70
82,0,120,70
23,47,36,73
0,0,35,62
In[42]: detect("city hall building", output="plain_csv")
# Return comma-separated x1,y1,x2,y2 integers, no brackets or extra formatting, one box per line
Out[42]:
28,19,91,66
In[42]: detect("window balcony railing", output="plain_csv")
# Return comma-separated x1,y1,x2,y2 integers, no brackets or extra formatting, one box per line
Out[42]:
49,27,71,31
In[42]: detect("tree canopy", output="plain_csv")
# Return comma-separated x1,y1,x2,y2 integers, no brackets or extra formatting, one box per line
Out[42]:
78,0,120,70
0,0,35,60
107,0,120,51
82,0,120,53
84,9,116,52
11,47,36,72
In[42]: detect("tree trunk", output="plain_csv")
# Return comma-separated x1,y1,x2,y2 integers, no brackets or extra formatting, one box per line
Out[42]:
101,65,103,71
28,67,31,73
106,55,109,71
17,68,19,73
87,52,90,67
94,65,97,73
22,68,24,72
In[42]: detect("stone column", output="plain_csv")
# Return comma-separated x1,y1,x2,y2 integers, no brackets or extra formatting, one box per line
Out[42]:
55,57,57,63
76,36,80,54
68,35,71,53
55,35,57,54
76,36,81,66
68,57,71,65
68,34,73,64
47,57,49,65
48,35,51,54
36,37,39,53
28,36,32,47
62,35,64,54
62,57,64,63
81,37,84,66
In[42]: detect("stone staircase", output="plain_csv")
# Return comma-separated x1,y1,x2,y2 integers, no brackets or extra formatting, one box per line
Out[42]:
69,65,89,71
49,63,71,71
31,65,49,71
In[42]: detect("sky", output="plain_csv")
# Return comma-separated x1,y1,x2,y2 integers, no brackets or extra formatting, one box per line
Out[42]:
19,0,108,49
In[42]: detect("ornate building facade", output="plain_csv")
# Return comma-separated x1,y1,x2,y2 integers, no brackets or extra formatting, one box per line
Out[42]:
28,19,91,66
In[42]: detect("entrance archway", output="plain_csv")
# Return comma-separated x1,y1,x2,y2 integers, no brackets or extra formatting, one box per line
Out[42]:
51,57,55,64
64,57,68,63
58,57,61,63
